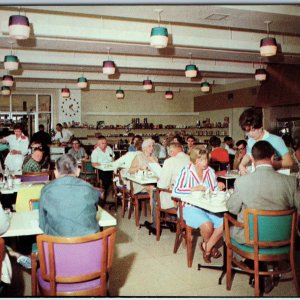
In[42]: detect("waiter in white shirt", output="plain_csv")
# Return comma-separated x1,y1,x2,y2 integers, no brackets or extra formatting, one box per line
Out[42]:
91,135,115,204
52,123,73,145
0,124,29,175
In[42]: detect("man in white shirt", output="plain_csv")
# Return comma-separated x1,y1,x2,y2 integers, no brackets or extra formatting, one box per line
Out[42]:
0,124,29,175
145,142,190,233
52,123,73,144
91,136,115,204
223,136,236,155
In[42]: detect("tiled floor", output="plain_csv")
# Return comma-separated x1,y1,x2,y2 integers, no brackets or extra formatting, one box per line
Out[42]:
5,205,300,297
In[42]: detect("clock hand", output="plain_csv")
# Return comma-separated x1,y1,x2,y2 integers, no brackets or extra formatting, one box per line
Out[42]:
69,104,74,111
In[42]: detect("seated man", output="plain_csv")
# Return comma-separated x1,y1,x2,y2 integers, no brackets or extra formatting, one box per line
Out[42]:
233,139,247,170
209,135,229,170
145,142,190,234
91,136,115,205
39,154,100,237
227,140,300,292
22,148,43,173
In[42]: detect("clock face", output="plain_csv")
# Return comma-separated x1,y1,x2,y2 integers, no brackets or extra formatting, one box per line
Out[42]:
61,97,80,119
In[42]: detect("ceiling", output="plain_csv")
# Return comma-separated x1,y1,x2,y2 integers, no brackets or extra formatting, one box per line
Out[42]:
1,4,300,93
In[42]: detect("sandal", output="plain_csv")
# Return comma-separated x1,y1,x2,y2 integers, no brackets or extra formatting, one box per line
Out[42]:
200,242,211,263
211,247,222,259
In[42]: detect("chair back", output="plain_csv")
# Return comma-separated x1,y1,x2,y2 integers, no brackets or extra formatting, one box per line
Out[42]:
29,199,40,210
244,208,296,248
21,172,49,182
37,227,117,296
81,160,95,174
15,184,44,212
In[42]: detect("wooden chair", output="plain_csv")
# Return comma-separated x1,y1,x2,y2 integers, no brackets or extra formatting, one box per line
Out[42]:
224,208,299,297
29,199,40,210
156,188,178,241
112,169,132,218
172,197,194,268
32,227,117,296
21,171,50,182
80,160,98,186
129,180,150,226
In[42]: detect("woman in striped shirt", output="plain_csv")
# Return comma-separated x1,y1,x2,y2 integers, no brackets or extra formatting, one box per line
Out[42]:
172,146,224,263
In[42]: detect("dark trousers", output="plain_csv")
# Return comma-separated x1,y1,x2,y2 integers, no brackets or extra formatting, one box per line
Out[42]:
99,171,113,203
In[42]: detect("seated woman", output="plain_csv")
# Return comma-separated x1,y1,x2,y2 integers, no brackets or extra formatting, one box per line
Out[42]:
68,138,88,161
128,135,143,152
129,138,158,223
172,146,225,263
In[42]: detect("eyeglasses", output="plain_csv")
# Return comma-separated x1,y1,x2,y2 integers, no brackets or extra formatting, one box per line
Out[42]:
72,142,79,145
237,147,245,151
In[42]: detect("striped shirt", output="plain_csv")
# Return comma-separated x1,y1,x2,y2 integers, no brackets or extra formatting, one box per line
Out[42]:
172,163,219,198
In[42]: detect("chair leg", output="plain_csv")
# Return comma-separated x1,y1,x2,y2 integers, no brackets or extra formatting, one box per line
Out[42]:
254,260,260,297
186,227,193,268
134,197,140,226
226,247,233,291
156,210,161,241
128,198,134,220
121,191,126,218
290,251,300,295
173,223,182,253
31,252,37,296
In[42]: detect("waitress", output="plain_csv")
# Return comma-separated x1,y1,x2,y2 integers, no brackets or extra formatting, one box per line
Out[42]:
0,124,29,175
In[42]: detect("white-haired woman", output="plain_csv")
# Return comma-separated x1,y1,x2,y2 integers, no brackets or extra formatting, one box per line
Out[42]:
129,138,158,223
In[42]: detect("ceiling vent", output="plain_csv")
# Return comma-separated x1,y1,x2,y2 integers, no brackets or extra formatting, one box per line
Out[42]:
205,14,229,21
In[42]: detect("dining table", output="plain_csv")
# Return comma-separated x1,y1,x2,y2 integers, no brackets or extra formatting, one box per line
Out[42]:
1,207,117,238
124,173,158,185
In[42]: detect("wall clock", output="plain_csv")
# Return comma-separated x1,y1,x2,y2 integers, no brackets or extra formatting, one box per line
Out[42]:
60,97,81,122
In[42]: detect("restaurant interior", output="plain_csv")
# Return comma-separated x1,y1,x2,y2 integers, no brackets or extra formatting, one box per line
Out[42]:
0,3,300,297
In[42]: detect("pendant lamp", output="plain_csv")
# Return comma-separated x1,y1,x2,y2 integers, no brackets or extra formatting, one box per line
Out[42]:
1,86,11,96
255,68,267,81
77,76,88,89
116,89,125,99
260,21,277,57
185,53,198,78
200,81,210,92
2,75,14,87
150,9,168,48
165,90,173,99
9,14,30,40
4,55,19,71
103,48,116,75
143,79,153,90
61,88,70,98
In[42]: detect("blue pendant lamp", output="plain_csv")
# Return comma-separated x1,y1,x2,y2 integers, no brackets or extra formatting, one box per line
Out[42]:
4,54,19,71
185,53,198,78
260,21,277,57
77,76,88,89
116,88,125,99
2,75,14,87
200,81,210,92
1,86,11,96
150,9,168,48
9,14,30,40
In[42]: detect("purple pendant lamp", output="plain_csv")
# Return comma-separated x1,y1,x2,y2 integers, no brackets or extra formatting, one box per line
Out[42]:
61,88,70,98
260,21,277,57
9,14,30,40
2,75,14,87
